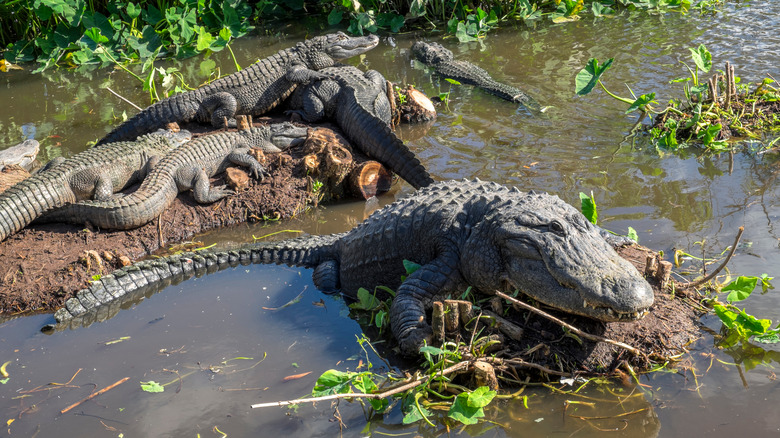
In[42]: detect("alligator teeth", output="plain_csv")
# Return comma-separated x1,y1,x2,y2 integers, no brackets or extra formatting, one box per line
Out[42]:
606,308,615,317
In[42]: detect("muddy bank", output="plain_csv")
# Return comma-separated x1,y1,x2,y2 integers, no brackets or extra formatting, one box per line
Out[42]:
0,120,390,316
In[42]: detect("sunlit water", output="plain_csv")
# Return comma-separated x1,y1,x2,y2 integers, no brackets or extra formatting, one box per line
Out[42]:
2,2,780,436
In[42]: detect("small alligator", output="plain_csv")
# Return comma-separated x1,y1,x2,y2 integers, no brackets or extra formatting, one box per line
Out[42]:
96,32,379,146
287,65,434,189
0,139,40,171
0,129,191,242
42,123,308,230
411,41,541,111
52,180,654,356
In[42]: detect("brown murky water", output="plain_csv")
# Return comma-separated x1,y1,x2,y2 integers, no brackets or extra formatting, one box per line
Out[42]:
2,2,780,436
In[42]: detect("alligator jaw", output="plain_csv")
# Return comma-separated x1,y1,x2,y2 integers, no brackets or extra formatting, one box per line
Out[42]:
581,299,650,321
327,33,379,59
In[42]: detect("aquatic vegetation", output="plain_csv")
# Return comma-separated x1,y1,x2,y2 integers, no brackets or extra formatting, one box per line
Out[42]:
576,44,780,153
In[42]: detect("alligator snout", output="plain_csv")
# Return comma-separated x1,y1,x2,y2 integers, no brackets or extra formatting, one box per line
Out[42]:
591,274,655,321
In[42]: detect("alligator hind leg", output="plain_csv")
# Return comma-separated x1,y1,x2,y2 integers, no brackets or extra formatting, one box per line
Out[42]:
184,168,235,203
312,260,339,294
200,92,239,128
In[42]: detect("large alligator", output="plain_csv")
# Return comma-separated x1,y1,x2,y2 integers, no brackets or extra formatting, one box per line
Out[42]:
286,65,434,189
0,129,191,242
51,179,654,356
411,41,541,112
42,123,308,230
96,32,379,146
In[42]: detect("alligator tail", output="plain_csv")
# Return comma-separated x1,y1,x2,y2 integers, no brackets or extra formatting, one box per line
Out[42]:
341,99,434,189
0,173,73,241
50,234,342,327
96,91,202,146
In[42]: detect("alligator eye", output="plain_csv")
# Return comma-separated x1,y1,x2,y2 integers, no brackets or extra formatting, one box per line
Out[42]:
549,220,565,235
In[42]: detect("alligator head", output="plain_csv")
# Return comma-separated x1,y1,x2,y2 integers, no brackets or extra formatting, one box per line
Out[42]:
464,190,654,322
151,128,193,147
411,41,454,65
240,123,308,151
301,32,379,69
265,122,308,149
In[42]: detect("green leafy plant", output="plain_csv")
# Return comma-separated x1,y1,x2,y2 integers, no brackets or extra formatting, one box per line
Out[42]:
140,380,164,393
711,274,778,346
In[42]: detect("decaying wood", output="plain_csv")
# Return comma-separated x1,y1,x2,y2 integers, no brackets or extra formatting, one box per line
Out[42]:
432,301,446,345
225,167,250,190
348,159,393,199
483,309,525,342
394,84,437,123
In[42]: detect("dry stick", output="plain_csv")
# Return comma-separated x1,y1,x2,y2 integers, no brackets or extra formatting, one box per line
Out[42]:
494,291,642,356
105,87,143,111
250,362,469,409
678,226,744,290
483,357,572,378
60,377,130,414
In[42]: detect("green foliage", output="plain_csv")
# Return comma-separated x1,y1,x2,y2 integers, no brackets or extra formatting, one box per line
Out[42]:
575,58,614,96
140,380,164,393
2,0,253,72
579,191,598,225
710,275,779,347
448,386,496,425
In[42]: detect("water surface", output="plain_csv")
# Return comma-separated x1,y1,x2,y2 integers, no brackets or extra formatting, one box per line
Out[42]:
2,3,780,436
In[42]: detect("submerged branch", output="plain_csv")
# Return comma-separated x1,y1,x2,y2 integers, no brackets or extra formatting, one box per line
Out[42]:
250,361,469,409
494,291,643,356
677,226,744,290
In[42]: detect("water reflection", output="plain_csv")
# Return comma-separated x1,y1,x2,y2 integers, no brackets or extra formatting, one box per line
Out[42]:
2,0,780,436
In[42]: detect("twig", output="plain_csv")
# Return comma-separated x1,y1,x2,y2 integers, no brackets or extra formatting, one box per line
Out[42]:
494,291,642,356
60,377,130,414
250,362,469,409
105,87,142,111
484,357,572,377
677,226,743,290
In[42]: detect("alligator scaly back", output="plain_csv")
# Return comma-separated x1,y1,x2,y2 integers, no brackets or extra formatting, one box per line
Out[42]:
287,65,434,189
96,32,379,146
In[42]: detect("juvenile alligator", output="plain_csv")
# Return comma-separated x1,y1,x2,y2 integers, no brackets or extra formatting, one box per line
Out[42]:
0,139,40,171
43,123,308,230
96,32,379,146
0,129,191,242
287,65,434,189
52,179,654,355
411,41,541,111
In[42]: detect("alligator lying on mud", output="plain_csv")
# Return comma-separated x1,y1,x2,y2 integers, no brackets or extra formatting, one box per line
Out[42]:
96,32,379,146
52,179,654,356
0,139,40,171
411,41,541,111
0,129,191,242
42,123,308,230
287,65,434,189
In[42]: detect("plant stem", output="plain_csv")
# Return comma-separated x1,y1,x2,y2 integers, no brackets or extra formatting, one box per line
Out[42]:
598,81,635,105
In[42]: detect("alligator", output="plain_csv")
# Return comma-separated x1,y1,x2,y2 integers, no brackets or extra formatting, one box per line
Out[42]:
0,139,40,171
411,41,541,111
286,65,434,189
51,179,654,356
42,123,308,230
96,32,379,146
0,129,191,242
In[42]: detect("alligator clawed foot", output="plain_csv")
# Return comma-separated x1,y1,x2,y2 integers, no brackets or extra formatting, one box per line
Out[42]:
398,326,433,357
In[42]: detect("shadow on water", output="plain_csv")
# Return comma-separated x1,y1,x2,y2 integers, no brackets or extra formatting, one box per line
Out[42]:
2,1,780,436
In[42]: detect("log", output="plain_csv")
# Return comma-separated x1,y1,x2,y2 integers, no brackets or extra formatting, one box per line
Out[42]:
394,84,437,123
225,167,250,190
348,160,393,199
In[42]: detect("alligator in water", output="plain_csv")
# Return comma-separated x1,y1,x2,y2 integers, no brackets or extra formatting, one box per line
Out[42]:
411,41,541,112
42,123,308,230
96,32,379,146
51,179,654,355
286,64,434,189
0,129,191,242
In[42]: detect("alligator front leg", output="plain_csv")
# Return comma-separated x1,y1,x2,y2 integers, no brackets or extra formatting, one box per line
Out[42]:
390,257,463,356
